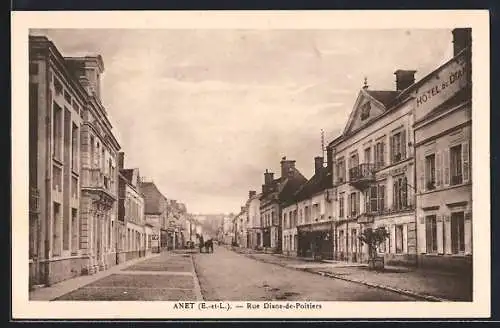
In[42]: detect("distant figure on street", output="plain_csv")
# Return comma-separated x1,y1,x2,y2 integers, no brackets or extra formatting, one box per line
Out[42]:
198,234,204,253
205,238,214,253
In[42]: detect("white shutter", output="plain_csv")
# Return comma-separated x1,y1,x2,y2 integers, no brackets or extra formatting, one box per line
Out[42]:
462,141,470,183
436,216,444,254
389,135,393,164
418,158,425,192
464,211,472,254
435,151,442,187
443,148,450,186
417,216,427,253
402,223,408,253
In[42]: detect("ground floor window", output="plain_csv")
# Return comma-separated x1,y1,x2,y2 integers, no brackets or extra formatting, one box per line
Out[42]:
338,230,344,252
425,215,438,253
378,226,387,253
351,229,358,253
395,224,404,253
451,211,465,254
52,202,61,256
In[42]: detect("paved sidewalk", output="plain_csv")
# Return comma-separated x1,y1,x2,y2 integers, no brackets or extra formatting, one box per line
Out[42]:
30,252,162,301
232,247,472,302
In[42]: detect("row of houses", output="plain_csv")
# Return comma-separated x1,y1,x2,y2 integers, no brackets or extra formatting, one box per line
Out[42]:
28,35,193,289
232,28,472,272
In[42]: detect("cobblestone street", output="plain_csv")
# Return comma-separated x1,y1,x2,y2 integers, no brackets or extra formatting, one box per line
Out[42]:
53,252,202,301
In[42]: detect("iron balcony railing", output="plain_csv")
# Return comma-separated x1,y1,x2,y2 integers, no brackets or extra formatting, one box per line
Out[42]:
348,163,376,183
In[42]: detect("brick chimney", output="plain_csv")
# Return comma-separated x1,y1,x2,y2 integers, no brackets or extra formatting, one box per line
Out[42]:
65,55,105,101
264,169,274,185
280,156,296,178
452,28,472,56
314,156,324,175
394,70,416,91
249,190,256,199
118,152,125,169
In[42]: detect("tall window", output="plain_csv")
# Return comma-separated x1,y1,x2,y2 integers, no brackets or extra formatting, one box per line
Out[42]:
391,130,406,163
349,152,359,170
378,184,385,212
71,208,78,253
339,193,345,218
425,154,436,190
52,202,61,256
395,224,404,254
425,215,438,253
450,145,463,185
283,213,288,229
293,210,297,227
364,147,371,164
374,140,385,169
349,192,359,217
71,123,78,171
336,157,346,183
63,206,70,251
393,175,408,211
451,212,465,254
53,103,62,160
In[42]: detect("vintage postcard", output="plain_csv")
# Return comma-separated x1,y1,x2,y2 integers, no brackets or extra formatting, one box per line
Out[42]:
11,10,490,319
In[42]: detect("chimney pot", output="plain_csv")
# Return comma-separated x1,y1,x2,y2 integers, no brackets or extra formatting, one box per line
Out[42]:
280,157,296,178
394,70,417,91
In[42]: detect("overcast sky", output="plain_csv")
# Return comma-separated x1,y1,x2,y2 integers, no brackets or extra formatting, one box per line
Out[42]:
32,29,453,214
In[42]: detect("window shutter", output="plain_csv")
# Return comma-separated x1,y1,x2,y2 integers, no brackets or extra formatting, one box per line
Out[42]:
436,216,444,254
390,225,396,253
401,129,407,160
462,141,470,183
418,158,425,192
436,151,442,187
443,148,450,186
425,218,432,253
402,176,408,207
382,141,387,166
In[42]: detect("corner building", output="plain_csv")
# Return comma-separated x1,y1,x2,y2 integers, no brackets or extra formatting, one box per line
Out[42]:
413,28,472,272
29,35,121,286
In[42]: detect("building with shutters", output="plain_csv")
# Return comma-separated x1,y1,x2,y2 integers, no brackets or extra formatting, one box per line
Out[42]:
286,156,334,259
328,74,417,266
414,28,472,272
259,157,308,253
117,153,148,263
246,191,263,249
139,180,169,253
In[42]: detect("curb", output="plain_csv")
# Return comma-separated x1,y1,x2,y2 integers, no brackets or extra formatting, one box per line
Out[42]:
234,249,449,302
190,254,205,301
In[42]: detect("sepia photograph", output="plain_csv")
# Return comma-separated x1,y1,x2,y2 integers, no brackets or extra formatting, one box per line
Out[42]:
12,10,490,319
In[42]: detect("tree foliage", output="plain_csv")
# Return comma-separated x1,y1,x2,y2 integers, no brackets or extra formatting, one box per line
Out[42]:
358,227,390,259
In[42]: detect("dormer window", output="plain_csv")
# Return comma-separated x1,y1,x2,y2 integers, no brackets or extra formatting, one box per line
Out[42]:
361,102,371,121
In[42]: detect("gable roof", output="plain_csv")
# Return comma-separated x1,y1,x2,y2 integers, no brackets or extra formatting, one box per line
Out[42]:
139,181,166,214
294,167,333,202
365,90,400,108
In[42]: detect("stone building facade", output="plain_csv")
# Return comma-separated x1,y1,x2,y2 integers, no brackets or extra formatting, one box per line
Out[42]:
413,29,472,272
29,35,121,287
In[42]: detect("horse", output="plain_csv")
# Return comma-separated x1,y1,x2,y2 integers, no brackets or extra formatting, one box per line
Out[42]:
204,239,214,253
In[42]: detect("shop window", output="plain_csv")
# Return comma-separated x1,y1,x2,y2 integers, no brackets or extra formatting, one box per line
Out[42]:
451,212,465,254
425,215,438,253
